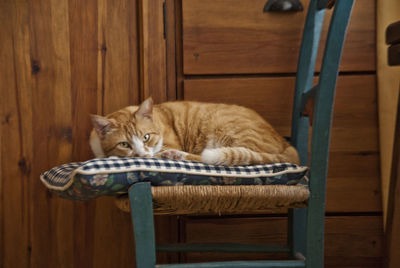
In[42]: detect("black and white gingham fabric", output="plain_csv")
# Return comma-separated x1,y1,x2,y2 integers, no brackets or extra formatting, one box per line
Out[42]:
42,162,81,189
40,157,308,200
78,157,305,176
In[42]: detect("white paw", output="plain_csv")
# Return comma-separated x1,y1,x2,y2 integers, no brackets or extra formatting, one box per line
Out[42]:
201,148,224,165
160,149,188,160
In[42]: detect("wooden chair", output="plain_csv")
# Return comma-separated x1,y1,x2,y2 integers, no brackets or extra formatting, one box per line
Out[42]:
125,1,354,267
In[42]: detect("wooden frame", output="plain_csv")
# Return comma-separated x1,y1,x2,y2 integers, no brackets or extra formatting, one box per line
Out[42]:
385,88,400,268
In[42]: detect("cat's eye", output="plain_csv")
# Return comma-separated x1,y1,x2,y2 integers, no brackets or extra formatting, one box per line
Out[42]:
119,142,131,149
143,134,150,142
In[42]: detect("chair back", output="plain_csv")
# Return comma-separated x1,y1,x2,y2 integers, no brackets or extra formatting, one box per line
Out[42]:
291,0,354,171
289,1,355,261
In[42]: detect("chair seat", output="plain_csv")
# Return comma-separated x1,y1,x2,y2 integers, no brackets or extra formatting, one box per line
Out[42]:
115,184,309,215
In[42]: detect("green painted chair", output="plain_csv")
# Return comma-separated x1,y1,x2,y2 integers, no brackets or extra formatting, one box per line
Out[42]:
128,0,354,267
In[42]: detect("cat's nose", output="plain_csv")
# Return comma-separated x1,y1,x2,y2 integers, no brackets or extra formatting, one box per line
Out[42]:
130,152,140,157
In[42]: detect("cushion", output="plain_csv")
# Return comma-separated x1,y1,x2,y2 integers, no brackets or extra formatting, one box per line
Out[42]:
40,157,308,201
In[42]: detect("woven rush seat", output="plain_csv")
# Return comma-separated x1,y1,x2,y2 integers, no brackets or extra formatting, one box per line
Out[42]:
115,185,309,215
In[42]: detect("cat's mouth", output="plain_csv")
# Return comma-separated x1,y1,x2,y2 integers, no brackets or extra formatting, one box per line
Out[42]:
130,152,152,158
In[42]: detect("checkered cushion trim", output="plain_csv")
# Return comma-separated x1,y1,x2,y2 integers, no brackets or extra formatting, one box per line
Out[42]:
76,157,305,176
43,162,81,188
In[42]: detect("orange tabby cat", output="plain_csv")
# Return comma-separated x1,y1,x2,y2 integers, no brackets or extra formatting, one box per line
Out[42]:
90,98,299,165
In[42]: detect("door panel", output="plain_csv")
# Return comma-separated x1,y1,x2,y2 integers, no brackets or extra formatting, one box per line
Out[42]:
182,0,375,74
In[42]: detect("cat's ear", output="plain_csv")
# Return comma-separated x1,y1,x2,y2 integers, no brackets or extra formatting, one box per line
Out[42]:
90,114,116,138
135,97,153,121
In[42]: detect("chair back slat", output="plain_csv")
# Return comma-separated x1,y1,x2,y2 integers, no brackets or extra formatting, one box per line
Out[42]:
308,0,354,189
292,0,354,169
291,0,325,165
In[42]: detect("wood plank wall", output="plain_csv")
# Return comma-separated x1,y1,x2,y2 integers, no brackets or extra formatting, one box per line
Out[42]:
0,0,174,267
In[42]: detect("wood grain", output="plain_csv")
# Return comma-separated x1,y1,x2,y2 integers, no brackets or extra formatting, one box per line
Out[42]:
33,0,78,266
98,0,141,114
327,152,381,213
0,0,177,267
183,75,381,212
29,0,75,267
171,0,185,100
139,0,168,103
166,0,178,100
68,0,99,267
1,1,32,267
93,0,140,267
183,216,383,267
182,0,375,74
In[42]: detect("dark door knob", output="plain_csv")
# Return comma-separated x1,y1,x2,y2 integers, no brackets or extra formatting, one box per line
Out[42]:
263,0,303,12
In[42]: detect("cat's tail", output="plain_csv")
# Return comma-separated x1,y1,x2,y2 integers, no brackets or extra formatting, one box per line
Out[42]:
201,146,300,166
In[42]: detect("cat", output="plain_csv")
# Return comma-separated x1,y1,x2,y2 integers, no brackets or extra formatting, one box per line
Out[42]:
89,98,300,166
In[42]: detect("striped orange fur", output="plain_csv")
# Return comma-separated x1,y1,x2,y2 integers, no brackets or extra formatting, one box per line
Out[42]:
90,98,299,165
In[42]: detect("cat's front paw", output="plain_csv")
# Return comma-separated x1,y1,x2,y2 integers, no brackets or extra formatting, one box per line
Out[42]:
159,149,188,160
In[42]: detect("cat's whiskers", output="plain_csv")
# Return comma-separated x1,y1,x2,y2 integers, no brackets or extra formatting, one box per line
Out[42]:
150,138,163,156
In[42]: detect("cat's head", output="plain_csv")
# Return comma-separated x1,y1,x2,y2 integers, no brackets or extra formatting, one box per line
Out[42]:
89,98,163,158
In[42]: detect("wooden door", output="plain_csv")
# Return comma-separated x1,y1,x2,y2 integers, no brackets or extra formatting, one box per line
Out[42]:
167,0,384,266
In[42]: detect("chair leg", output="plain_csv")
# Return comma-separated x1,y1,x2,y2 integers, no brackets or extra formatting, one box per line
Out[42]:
129,182,157,268
288,208,307,260
305,195,325,268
